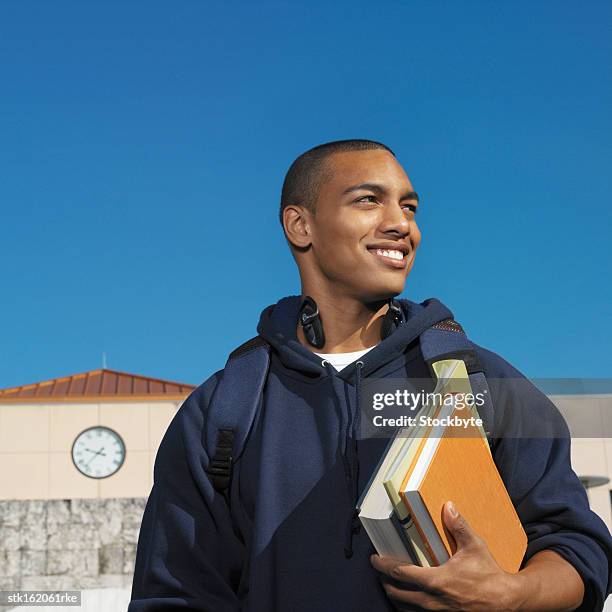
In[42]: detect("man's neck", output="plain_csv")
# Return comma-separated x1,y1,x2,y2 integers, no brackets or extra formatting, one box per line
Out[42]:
296,291,389,354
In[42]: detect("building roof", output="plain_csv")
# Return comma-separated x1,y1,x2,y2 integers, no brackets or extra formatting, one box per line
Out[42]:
0,369,196,403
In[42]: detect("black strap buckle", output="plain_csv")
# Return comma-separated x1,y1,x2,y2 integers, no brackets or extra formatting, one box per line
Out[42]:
207,429,234,493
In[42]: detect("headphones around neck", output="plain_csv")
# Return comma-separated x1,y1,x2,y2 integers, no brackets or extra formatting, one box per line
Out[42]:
298,295,404,349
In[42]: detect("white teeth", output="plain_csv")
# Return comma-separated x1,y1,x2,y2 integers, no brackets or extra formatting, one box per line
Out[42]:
374,249,404,260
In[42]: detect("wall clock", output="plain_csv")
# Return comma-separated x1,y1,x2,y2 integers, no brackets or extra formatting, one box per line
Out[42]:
71,426,126,479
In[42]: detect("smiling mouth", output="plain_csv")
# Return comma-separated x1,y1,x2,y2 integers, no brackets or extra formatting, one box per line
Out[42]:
367,248,408,269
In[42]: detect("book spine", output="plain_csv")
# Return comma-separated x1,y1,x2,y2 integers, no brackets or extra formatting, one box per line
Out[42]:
390,513,418,565
403,519,434,567
399,492,440,566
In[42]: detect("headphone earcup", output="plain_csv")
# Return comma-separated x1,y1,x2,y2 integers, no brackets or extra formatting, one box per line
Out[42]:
304,316,325,348
299,296,326,349
380,300,404,340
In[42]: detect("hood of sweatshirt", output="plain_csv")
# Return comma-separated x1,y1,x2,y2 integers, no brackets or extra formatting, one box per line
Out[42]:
256,295,453,380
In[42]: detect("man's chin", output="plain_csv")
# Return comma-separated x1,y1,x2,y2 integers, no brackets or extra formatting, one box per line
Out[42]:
355,283,406,304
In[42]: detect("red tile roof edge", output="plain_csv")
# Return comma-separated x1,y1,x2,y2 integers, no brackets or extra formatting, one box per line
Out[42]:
0,368,197,402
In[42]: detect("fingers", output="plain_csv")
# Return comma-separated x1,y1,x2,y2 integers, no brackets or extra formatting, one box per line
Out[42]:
370,555,438,591
383,581,447,611
443,501,482,550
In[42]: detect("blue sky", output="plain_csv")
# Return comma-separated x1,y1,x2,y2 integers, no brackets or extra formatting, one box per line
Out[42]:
1,0,610,388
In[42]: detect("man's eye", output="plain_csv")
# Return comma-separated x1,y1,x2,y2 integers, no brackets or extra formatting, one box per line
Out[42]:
356,195,378,203
403,204,418,214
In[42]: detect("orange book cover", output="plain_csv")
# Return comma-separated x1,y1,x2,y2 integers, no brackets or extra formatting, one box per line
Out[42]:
400,420,527,573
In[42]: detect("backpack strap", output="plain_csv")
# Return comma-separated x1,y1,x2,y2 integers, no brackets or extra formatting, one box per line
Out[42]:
205,336,271,501
420,319,496,449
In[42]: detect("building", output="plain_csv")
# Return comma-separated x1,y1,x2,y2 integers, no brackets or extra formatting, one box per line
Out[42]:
0,369,195,593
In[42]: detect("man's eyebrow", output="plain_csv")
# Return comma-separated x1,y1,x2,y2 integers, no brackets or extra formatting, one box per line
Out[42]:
341,182,419,202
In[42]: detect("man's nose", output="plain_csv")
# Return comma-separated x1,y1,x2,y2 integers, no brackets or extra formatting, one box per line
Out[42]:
380,202,411,237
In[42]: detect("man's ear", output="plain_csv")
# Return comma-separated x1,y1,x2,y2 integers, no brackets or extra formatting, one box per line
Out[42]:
283,205,313,249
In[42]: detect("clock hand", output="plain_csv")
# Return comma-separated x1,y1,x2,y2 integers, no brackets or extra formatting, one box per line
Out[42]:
84,447,107,467
84,453,98,468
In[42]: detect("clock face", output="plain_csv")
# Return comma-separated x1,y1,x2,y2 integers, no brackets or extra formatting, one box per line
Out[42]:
71,426,126,479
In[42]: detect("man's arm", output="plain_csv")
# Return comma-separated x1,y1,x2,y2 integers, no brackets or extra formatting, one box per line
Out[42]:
491,378,611,610
129,373,245,611
513,549,584,611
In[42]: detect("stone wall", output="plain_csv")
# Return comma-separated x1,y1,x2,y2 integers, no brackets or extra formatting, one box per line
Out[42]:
0,498,146,592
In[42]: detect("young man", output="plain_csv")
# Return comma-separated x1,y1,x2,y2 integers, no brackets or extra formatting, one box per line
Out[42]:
129,140,611,611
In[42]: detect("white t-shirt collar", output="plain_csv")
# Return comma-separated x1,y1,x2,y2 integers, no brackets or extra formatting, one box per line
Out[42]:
313,346,377,371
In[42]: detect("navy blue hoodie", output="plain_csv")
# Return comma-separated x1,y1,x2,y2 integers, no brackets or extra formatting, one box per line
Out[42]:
129,297,612,611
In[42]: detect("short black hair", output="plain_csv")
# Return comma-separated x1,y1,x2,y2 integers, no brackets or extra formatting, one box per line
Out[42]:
279,139,395,226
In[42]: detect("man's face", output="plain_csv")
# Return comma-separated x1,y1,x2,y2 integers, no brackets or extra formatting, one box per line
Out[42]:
304,149,421,301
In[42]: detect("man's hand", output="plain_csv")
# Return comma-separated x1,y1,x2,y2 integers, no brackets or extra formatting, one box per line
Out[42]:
370,502,585,611
370,501,519,611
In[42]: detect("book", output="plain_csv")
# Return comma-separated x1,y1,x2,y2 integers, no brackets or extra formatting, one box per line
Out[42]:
358,428,419,563
399,397,527,572
360,360,527,573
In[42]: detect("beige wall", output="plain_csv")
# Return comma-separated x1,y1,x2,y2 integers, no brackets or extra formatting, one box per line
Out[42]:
0,401,180,500
1,394,611,534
